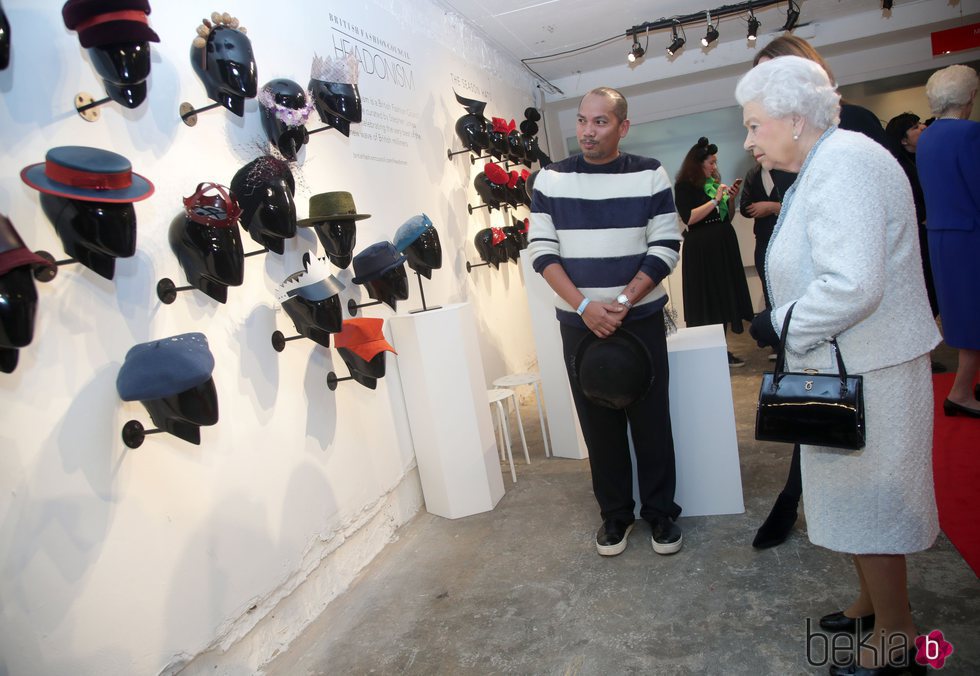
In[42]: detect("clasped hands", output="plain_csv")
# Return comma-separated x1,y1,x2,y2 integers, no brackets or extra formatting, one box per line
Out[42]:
582,301,626,338
744,200,781,218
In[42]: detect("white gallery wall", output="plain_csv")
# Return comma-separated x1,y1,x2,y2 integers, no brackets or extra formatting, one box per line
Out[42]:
0,1,539,674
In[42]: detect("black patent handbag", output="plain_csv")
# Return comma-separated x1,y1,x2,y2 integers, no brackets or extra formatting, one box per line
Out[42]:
755,303,866,450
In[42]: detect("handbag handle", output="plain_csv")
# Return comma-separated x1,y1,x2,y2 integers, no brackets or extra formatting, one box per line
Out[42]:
772,303,851,394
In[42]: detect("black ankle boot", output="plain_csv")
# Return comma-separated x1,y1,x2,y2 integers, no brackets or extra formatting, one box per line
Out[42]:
753,492,799,549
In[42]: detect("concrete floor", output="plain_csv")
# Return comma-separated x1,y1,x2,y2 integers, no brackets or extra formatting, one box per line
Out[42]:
264,331,979,675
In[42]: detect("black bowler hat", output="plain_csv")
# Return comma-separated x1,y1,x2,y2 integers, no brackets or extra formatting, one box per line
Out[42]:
62,0,160,49
571,329,654,409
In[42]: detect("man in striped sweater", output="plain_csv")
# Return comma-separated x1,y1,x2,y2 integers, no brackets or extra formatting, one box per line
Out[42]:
528,87,684,557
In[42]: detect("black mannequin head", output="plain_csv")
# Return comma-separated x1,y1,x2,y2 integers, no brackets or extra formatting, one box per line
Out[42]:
393,214,441,279
404,227,441,279
258,79,312,160
0,268,37,374
453,91,490,152
39,193,136,279
501,225,522,262
87,42,151,108
190,17,257,117
276,254,345,347
141,378,219,444
488,118,510,160
297,191,370,270
474,168,508,210
364,265,409,310
116,332,218,445
474,228,500,269
337,348,387,389
230,156,297,255
352,241,408,310
21,146,154,280
169,184,244,303
309,52,361,137
0,2,9,71
62,1,159,107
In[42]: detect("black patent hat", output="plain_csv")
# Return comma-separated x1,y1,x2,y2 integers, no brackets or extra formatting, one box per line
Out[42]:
571,329,655,409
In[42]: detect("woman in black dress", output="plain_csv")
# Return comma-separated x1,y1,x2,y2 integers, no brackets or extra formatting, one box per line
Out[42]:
675,137,754,366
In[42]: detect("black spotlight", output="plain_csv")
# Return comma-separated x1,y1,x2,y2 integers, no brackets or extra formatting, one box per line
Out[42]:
701,12,718,47
666,22,685,56
628,31,645,63
782,0,800,31
747,14,761,41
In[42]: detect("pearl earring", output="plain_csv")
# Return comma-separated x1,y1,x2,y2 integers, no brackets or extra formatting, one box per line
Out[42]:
793,133,800,141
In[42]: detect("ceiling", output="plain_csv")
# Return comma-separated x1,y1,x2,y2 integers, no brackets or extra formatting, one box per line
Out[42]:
438,0,950,86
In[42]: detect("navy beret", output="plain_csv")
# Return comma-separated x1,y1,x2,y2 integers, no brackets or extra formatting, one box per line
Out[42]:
116,332,215,402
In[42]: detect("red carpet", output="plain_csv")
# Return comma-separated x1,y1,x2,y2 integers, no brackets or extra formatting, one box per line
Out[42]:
932,374,980,577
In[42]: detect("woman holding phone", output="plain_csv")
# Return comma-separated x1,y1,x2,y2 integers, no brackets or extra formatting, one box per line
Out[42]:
674,136,754,366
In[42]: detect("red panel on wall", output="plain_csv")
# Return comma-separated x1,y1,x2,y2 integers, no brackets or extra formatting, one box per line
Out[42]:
931,23,980,56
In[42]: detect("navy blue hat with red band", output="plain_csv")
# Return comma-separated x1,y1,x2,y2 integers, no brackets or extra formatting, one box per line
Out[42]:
21,146,154,203
63,0,160,49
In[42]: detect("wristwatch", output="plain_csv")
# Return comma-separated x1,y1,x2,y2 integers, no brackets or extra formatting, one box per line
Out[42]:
616,293,633,309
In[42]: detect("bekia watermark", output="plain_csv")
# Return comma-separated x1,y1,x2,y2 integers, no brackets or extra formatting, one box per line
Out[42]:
805,619,955,669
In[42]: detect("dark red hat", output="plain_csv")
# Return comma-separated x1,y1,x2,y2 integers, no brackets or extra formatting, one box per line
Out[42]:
0,214,56,278
62,0,160,49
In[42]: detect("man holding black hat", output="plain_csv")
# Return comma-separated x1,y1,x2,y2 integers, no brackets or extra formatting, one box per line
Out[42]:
528,87,683,557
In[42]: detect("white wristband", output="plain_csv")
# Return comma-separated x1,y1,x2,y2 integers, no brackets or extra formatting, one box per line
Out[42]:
576,298,591,315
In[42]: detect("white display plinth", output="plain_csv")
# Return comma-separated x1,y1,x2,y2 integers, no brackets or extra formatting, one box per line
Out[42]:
390,303,505,519
518,250,744,516
519,251,588,459
644,324,745,517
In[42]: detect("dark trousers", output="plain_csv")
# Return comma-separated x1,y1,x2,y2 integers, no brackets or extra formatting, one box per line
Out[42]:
754,223,774,310
560,311,681,523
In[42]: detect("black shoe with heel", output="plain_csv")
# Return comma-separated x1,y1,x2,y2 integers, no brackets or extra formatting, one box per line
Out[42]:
943,398,980,418
819,610,875,633
753,492,799,549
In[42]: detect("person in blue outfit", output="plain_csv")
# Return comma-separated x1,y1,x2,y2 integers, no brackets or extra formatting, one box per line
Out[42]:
916,64,980,418
528,87,684,557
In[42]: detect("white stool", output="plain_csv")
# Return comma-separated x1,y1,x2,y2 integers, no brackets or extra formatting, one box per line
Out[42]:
492,372,551,458
487,388,530,483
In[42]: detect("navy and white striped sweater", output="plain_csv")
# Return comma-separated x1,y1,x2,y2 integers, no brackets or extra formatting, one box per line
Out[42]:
528,152,682,327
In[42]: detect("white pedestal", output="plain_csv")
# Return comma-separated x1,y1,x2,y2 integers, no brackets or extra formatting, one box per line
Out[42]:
519,250,588,459
389,303,505,519
651,324,744,517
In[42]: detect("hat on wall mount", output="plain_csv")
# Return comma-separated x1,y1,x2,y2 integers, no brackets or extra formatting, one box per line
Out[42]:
333,317,396,361
275,253,345,305
21,146,154,204
62,0,160,49
116,332,215,403
392,213,433,252
351,241,406,285
571,329,655,410
297,191,371,227
0,214,57,279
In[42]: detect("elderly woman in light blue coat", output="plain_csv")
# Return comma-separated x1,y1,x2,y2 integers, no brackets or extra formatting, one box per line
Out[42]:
736,56,939,675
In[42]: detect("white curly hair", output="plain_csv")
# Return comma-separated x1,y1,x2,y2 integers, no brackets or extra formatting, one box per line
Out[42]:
925,64,978,116
735,55,840,130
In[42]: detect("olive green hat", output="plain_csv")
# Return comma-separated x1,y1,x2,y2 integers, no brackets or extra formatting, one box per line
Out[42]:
297,191,371,226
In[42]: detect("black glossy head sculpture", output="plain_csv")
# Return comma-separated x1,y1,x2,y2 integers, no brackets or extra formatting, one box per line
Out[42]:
190,12,257,116
63,0,160,108
474,162,510,210
258,78,313,160
0,215,56,374
488,118,510,160
474,228,503,270
309,52,361,137
333,318,396,390
169,183,244,303
454,91,489,152
352,241,408,310
230,155,297,254
21,146,154,279
297,191,370,269
117,332,219,445
393,213,442,280
0,1,9,71
511,215,530,249
275,254,345,347
501,225,521,262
